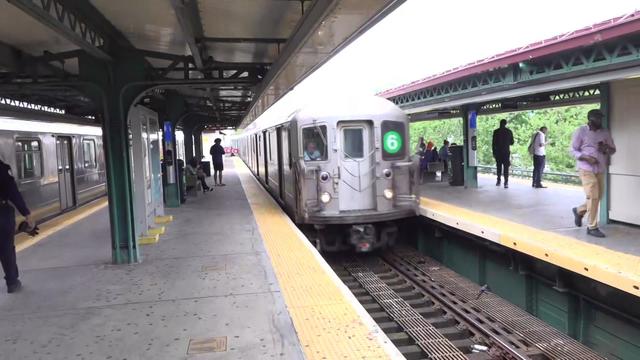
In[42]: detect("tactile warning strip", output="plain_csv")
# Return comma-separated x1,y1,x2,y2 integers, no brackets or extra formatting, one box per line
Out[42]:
420,197,640,297
234,159,399,359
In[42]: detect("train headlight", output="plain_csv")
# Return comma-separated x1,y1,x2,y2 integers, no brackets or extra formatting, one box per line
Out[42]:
319,171,330,182
320,192,332,204
383,168,392,178
383,189,394,200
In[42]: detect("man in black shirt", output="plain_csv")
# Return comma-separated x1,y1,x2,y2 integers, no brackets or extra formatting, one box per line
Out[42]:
492,119,514,188
0,159,34,293
209,138,226,186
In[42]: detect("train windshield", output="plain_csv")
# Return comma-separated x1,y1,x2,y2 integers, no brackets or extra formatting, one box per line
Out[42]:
302,125,327,161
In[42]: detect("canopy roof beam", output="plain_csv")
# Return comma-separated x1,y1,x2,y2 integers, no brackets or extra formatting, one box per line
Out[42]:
7,0,112,61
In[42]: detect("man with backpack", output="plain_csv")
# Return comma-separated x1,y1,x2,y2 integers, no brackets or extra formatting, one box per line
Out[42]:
529,126,548,188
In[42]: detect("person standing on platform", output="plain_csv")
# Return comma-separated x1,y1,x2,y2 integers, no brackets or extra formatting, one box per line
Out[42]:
531,126,549,188
0,159,34,293
209,138,226,186
439,140,450,174
570,109,616,238
492,119,514,188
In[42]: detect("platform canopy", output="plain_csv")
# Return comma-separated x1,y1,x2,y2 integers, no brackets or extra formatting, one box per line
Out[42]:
0,0,404,128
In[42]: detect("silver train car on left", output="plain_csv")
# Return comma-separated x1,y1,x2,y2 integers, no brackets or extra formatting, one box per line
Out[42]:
0,115,107,224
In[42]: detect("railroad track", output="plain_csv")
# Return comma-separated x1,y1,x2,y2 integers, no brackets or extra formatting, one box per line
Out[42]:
329,246,605,360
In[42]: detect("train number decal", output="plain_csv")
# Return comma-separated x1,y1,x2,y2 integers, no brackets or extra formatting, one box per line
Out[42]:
383,130,402,154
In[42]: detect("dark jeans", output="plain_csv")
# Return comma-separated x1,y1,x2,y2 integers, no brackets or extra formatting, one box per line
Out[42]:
0,204,19,286
533,155,546,186
496,157,510,184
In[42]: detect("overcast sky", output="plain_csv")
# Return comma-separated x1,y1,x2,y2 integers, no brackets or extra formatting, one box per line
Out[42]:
253,0,639,128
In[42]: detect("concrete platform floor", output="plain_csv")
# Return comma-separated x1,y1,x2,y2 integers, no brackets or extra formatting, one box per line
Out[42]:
420,175,640,256
0,160,303,360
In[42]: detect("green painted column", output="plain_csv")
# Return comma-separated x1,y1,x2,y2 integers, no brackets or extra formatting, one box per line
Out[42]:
599,82,610,225
194,128,203,160
462,107,478,188
79,48,148,264
163,92,185,208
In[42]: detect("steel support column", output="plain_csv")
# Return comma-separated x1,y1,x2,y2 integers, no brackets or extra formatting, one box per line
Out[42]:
164,92,186,208
193,126,203,160
78,48,148,264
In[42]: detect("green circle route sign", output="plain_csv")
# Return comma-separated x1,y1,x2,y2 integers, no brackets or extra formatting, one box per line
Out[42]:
383,130,402,154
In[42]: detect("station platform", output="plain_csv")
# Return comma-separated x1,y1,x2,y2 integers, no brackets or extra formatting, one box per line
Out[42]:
419,175,640,297
0,159,398,359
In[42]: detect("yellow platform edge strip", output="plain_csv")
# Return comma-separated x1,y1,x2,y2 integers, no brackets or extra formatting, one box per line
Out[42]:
154,215,173,224
420,197,640,296
138,234,160,245
234,158,402,360
147,226,166,236
16,198,109,252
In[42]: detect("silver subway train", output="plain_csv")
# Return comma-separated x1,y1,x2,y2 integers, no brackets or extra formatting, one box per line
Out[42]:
234,95,419,252
0,114,107,225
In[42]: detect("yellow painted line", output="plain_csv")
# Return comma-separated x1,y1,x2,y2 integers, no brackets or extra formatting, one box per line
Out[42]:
147,226,165,236
235,158,402,359
154,215,173,224
420,197,640,296
138,234,159,245
16,198,108,252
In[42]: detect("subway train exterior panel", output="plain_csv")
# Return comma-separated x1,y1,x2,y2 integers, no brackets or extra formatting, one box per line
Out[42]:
0,116,107,225
234,96,419,252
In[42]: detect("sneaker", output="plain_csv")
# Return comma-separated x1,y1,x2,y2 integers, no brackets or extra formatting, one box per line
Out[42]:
572,207,583,227
496,180,501,186
504,183,509,189
7,280,22,294
534,184,547,188
587,228,606,238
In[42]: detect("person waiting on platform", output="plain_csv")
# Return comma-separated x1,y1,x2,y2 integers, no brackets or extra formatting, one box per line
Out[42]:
439,140,450,174
187,158,211,193
209,138,226,186
0,158,35,293
304,141,322,161
415,137,426,156
492,119,514,188
529,126,549,188
570,109,616,238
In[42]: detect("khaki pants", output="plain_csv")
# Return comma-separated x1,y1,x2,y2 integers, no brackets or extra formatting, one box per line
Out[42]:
577,169,605,229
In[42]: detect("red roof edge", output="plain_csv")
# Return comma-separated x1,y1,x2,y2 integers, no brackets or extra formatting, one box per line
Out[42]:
379,10,640,98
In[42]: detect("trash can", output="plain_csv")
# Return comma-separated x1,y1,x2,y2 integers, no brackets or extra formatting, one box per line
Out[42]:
200,161,211,177
449,145,464,186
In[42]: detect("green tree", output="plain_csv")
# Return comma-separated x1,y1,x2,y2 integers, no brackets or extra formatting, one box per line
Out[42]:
410,103,599,175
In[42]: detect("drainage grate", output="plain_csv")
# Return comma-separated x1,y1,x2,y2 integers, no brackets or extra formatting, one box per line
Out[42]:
187,336,227,354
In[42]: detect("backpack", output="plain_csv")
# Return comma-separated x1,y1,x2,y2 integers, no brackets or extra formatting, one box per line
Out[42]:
528,131,539,155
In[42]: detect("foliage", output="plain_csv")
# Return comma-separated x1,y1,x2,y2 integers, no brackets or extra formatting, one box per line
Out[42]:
409,104,599,174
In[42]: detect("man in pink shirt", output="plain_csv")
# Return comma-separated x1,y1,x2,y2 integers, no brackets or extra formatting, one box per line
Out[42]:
570,109,616,238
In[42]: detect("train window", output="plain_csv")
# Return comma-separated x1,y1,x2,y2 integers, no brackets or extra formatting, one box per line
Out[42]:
83,139,97,168
343,128,364,159
15,138,42,180
381,121,406,160
302,125,327,161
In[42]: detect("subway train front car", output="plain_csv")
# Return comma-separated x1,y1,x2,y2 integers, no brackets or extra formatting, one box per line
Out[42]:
236,95,419,252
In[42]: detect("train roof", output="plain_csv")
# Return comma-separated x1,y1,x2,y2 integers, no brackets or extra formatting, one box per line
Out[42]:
0,116,102,136
238,95,406,136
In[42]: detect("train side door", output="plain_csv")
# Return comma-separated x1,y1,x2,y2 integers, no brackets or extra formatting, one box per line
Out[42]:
55,136,76,210
338,121,375,211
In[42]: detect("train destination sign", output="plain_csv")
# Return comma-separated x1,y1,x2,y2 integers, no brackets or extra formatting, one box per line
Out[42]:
383,130,402,154
381,120,406,160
